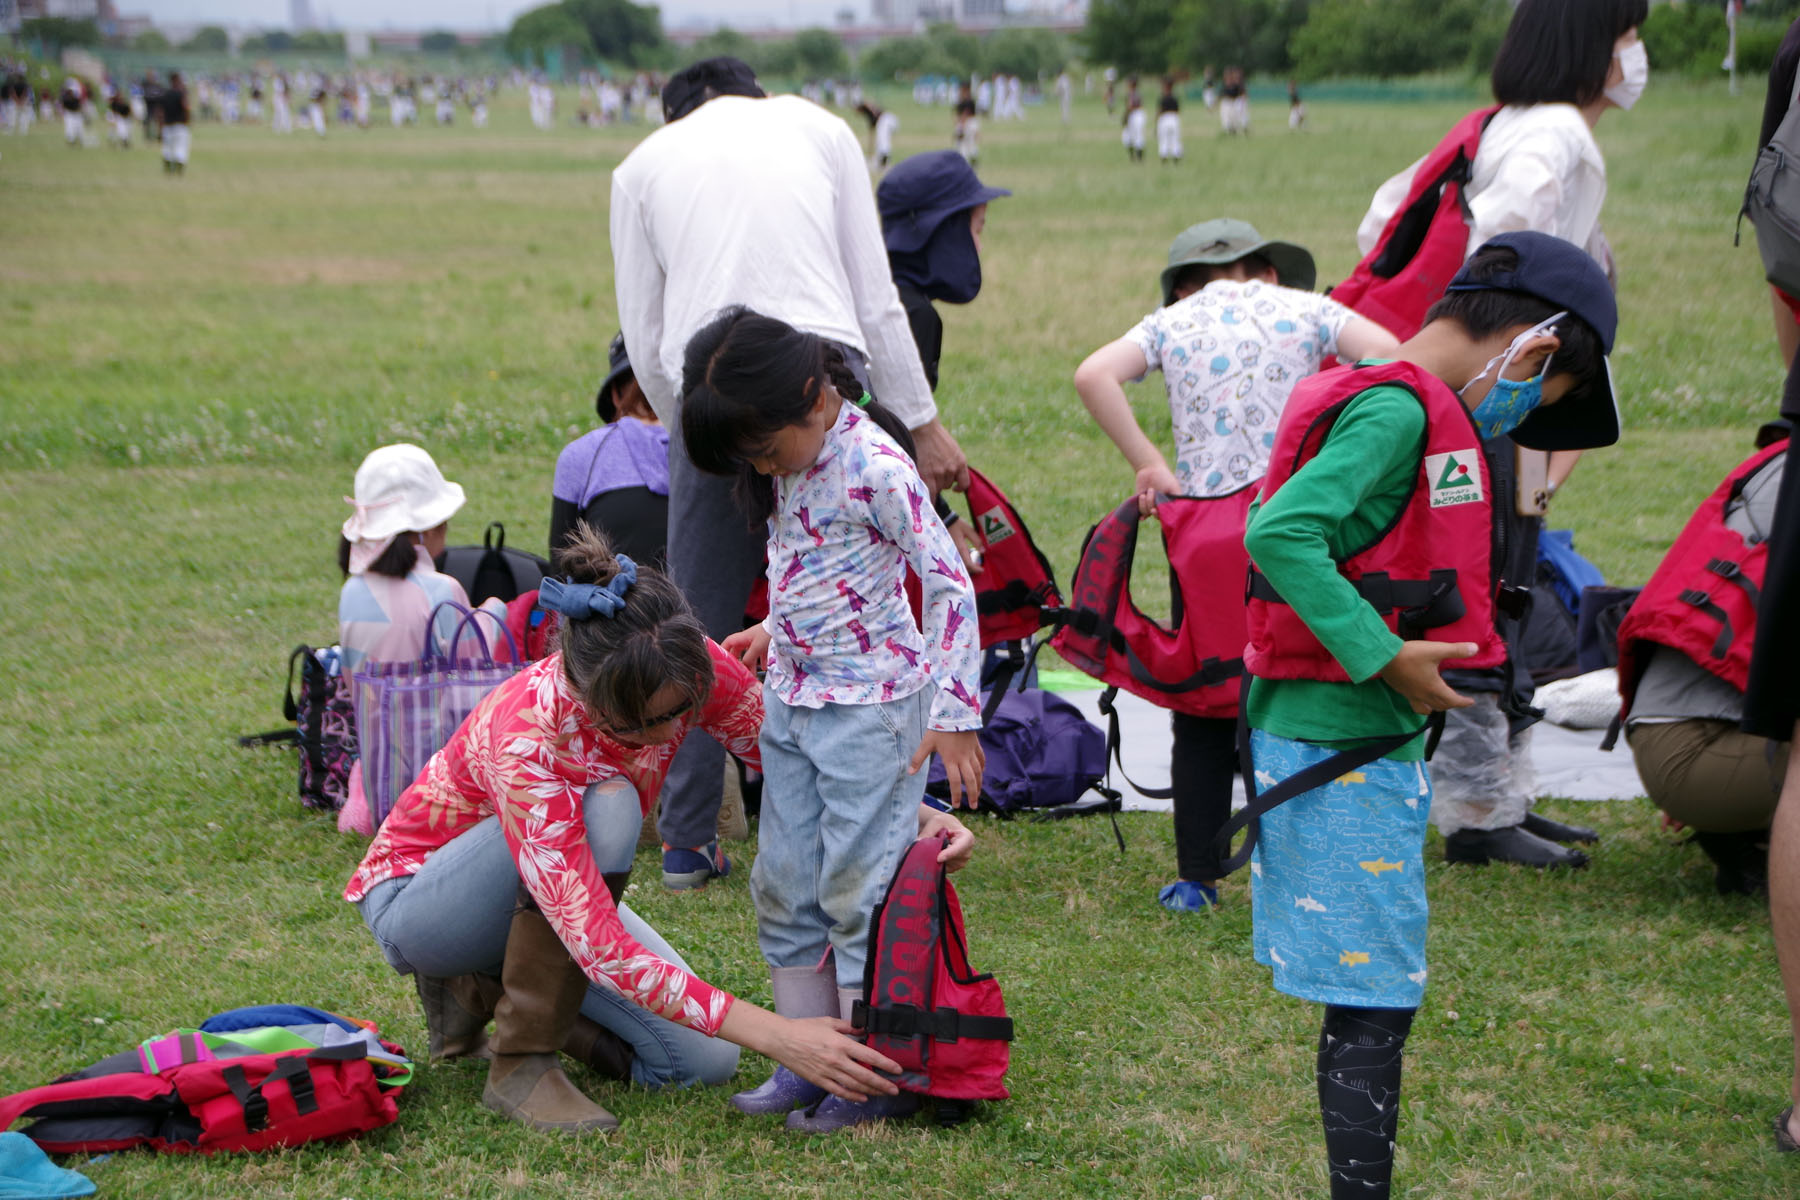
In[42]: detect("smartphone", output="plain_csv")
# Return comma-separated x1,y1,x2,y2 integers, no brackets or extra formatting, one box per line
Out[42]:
1516,447,1550,516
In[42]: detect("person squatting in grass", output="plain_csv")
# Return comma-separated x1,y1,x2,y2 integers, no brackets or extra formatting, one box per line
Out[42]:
1240,233,1619,1198
1073,218,1400,914
680,308,986,1133
345,522,975,1134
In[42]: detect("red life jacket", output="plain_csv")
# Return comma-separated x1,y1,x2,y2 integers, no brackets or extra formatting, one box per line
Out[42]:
852,835,1012,1103
959,467,1062,647
1245,360,1507,681
1331,107,1500,339
1616,441,1787,712
0,1034,406,1155
1050,486,1254,719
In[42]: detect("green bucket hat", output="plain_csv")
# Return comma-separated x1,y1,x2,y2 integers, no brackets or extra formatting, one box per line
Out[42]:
1160,218,1317,306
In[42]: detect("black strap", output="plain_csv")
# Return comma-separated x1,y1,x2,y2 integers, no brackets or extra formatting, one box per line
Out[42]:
1600,712,1622,752
1098,686,1173,801
221,1064,268,1132
851,1000,1014,1043
1249,568,1465,639
281,644,310,722
269,1057,318,1115
1707,558,1761,607
1680,588,1736,659
237,728,300,747
1216,705,1444,876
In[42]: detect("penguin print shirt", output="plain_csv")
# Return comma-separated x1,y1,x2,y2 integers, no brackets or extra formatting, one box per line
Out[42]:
761,403,982,732
1124,279,1353,498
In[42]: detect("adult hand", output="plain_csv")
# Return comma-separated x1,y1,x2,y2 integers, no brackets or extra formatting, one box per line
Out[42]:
721,625,771,671
909,729,984,809
917,804,976,872
948,519,987,576
911,418,970,494
1133,462,1181,518
769,1016,903,1102
1376,641,1479,715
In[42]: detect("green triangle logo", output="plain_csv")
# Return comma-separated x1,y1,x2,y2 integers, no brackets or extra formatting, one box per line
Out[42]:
1435,454,1471,491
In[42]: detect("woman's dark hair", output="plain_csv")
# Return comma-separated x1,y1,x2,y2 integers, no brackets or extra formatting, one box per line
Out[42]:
1491,0,1647,108
337,534,419,579
679,306,918,522
1423,244,1605,399
555,522,714,730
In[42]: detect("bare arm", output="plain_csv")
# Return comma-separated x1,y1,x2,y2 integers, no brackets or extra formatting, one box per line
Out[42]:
1335,314,1402,363
1073,338,1177,510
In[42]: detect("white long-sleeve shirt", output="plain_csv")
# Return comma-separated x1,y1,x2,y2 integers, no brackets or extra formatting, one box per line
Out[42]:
609,95,937,429
1357,103,1609,269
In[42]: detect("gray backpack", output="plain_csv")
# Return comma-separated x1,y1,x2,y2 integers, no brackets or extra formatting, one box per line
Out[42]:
1743,69,1800,294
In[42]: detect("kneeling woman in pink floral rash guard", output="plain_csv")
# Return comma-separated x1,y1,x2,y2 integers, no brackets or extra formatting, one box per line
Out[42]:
345,523,974,1135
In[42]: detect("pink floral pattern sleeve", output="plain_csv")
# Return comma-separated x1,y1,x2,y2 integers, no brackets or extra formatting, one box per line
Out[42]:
344,645,764,1036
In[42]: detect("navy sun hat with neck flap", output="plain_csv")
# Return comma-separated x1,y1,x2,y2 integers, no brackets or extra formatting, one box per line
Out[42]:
878,151,1010,305
1445,230,1621,452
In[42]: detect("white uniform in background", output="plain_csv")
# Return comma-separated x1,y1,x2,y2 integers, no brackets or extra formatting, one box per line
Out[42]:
1156,108,1182,161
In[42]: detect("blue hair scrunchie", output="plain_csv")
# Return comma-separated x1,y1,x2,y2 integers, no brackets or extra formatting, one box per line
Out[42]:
538,556,638,619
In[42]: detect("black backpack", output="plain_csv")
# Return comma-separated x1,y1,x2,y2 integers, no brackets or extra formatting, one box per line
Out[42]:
434,522,550,606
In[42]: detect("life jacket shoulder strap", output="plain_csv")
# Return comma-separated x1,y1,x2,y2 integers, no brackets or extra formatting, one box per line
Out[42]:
850,1001,1014,1044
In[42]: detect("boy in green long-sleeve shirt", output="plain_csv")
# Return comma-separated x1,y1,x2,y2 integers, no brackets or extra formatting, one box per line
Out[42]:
1239,232,1620,1199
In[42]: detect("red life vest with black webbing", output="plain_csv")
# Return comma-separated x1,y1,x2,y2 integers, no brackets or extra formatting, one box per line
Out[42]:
0,1026,407,1154
851,834,1012,1112
1331,107,1501,340
960,467,1063,647
1245,359,1509,681
1615,441,1787,717
1049,486,1254,721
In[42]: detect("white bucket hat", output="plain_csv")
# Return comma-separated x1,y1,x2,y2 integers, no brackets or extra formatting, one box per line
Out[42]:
341,444,466,544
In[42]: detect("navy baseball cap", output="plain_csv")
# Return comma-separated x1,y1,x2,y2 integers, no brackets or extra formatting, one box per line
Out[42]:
1445,230,1620,451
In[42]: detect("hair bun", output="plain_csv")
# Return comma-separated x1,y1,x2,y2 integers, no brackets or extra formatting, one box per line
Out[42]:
557,523,623,585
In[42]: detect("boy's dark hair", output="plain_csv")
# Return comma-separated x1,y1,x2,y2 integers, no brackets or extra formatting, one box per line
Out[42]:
556,522,714,731
337,534,418,579
679,306,919,523
1423,244,1604,399
1492,0,1647,108
1172,252,1274,294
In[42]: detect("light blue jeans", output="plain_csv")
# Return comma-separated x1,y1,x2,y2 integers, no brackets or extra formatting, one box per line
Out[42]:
357,779,739,1089
752,685,930,990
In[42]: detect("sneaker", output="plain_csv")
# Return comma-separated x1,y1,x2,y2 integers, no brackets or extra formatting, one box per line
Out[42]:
784,1089,921,1133
729,1065,826,1115
1158,880,1218,912
662,841,730,890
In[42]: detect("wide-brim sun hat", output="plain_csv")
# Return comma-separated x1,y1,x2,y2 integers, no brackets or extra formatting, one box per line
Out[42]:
1159,218,1316,306
878,150,1011,255
341,443,466,543
1445,230,1621,452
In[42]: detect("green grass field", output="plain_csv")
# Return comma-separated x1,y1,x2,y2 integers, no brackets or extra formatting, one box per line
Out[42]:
1,78,1796,1198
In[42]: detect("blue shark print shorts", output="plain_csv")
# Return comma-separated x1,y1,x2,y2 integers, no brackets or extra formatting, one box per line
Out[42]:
1248,728,1433,1009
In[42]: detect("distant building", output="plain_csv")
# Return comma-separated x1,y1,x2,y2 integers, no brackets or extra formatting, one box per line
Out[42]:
18,0,102,17
0,0,18,34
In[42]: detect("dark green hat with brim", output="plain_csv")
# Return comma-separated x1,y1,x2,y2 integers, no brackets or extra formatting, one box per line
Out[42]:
1160,218,1316,306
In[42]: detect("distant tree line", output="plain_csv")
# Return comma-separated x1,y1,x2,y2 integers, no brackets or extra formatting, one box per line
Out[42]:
504,0,666,69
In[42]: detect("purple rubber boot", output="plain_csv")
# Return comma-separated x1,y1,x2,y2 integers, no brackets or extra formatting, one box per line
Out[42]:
729,1066,827,1115
784,1089,921,1133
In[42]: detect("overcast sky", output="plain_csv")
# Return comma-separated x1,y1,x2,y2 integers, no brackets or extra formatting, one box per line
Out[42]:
140,0,862,32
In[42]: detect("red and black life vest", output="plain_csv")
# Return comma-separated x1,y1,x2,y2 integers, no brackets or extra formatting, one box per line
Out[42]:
961,468,1062,647
1245,360,1508,681
1331,107,1500,340
0,1032,406,1155
1050,486,1255,719
852,835,1012,1105
1616,441,1787,713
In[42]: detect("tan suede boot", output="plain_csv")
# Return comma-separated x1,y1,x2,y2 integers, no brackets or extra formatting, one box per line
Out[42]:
414,973,497,1063
482,890,619,1133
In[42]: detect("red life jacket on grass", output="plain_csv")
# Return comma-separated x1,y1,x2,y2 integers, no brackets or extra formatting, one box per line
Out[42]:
1050,486,1255,719
1616,441,1787,713
1332,107,1500,339
1245,360,1508,681
0,1020,408,1155
852,835,1012,1107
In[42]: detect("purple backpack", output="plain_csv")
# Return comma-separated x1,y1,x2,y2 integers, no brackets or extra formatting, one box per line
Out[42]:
928,687,1108,813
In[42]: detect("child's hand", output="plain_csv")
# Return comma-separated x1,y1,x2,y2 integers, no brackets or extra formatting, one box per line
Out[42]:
722,625,771,671
1134,463,1181,517
917,804,976,872
1377,641,1479,714
909,730,985,809
948,519,986,576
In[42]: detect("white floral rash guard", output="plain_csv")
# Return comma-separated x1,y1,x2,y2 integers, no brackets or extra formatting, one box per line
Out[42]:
763,404,982,732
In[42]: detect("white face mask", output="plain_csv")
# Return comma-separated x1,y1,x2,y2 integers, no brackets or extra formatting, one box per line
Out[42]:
1605,40,1648,111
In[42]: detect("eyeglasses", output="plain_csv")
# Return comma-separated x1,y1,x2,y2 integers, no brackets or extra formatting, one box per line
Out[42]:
599,699,694,738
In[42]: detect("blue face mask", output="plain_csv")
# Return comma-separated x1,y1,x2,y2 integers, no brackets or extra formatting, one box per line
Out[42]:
1460,313,1565,440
